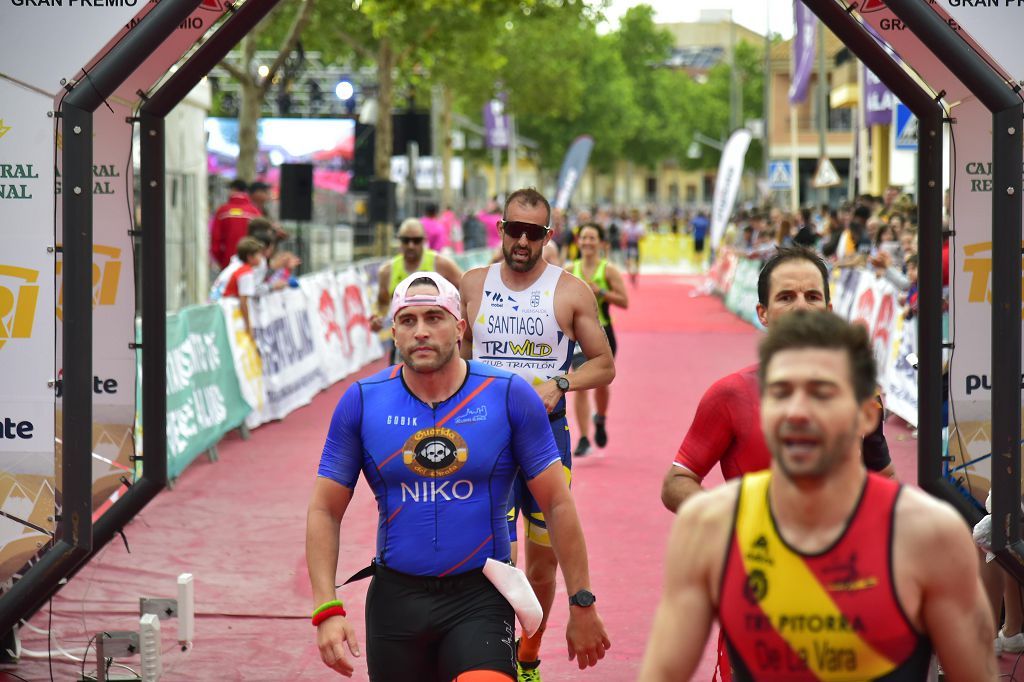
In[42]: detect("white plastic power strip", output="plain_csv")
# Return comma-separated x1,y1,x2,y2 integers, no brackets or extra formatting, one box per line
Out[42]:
139,613,162,682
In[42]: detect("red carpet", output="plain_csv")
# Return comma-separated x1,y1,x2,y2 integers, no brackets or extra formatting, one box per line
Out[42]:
5,273,920,681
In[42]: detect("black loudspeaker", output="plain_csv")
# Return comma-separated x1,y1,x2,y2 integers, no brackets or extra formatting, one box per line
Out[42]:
392,111,431,156
368,179,397,224
351,123,375,192
279,163,313,221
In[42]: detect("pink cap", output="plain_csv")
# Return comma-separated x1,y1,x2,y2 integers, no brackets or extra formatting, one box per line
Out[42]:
389,271,462,321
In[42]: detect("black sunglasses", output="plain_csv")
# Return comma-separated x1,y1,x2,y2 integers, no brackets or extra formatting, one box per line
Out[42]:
500,220,550,241
399,236,424,245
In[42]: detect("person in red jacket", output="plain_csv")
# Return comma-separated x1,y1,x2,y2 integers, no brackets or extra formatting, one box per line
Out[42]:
210,179,262,270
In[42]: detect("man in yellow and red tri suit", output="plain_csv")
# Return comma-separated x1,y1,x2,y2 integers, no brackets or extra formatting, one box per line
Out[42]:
660,246,895,681
639,311,996,682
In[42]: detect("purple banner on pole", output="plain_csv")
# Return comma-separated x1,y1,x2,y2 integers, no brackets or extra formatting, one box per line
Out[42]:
863,66,896,127
482,99,509,149
789,0,816,104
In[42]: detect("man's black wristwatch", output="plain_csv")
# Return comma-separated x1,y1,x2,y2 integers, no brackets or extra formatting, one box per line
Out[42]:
568,589,596,608
554,375,570,393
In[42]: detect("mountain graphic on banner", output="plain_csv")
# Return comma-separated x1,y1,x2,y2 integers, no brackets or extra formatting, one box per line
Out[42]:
812,157,841,188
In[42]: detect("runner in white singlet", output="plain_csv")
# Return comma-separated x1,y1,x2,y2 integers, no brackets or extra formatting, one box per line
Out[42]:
461,188,614,681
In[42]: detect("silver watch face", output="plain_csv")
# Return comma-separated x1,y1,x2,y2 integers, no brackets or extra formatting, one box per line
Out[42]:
556,377,570,391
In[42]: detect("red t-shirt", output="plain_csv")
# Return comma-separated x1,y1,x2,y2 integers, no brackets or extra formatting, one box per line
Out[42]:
674,364,890,480
674,364,768,481
209,193,261,269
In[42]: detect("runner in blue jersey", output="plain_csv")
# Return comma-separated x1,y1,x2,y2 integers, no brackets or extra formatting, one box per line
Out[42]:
306,272,610,681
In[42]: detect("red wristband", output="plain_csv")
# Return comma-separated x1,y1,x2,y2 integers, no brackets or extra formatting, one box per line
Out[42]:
311,605,347,626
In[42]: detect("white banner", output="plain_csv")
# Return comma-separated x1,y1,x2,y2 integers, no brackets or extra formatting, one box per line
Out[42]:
883,311,919,428
51,0,230,507
830,267,862,321
219,298,269,430
0,2,147,95
947,98,1005,403
0,82,56,470
248,289,327,422
0,80,58,585
335,268,385,369
300,273,358,385
934,0,1024,82
709,129,752,250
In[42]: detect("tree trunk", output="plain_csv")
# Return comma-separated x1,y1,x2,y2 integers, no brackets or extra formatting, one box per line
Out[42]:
235,33,260,182
374,40,394,180
237,78,261,182
441,85,453,210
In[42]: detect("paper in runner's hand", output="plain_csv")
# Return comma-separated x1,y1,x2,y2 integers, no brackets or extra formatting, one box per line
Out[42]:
482,558,543,637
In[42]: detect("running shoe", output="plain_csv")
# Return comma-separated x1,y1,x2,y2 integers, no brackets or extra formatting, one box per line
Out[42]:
516,638,543,682
996,628,1024,655
574,436,591,458
593,414,608,448
517,658,542,682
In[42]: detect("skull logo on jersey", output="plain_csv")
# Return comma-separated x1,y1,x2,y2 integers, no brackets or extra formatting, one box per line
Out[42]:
403,426,469,477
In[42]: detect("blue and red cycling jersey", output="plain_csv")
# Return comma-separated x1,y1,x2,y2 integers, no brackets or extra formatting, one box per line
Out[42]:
318,360,561,577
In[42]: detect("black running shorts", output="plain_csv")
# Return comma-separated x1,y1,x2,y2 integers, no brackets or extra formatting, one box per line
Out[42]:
365,563,516,682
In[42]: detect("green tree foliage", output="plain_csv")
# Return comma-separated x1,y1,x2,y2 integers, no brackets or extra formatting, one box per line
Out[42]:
217,0,315,182
215,0,768,188
613,5,697,169
686,40,766,171
498,7,640,173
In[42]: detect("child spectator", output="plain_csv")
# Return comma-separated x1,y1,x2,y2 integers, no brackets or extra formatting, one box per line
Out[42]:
210,236,265,335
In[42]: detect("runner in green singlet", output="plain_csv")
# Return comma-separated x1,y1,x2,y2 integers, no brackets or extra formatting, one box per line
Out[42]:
565,223,629,457
371,218,462,362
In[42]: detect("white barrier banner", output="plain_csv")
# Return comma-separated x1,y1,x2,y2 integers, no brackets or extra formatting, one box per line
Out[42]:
219,298,269,430
300,273,357,385
335,268,385,369
830,267,862,321
884,311,919,428
845,270,901,376
248,289,326,422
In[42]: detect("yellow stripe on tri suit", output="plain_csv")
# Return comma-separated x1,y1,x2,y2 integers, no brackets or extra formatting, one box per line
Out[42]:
735,472,896,680
523,454,572,548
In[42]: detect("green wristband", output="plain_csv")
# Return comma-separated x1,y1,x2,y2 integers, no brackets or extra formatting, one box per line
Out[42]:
312,599,344,618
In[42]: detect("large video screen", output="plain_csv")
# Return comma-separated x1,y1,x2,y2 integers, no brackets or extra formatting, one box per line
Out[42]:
205,117,355,194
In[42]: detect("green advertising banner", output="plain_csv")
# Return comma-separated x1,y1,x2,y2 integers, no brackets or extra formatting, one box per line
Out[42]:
165,305,251,480
723,258,764,330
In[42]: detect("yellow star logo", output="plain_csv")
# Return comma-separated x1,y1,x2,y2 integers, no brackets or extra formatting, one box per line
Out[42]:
0,120,11,139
